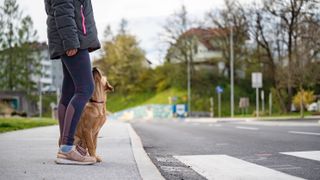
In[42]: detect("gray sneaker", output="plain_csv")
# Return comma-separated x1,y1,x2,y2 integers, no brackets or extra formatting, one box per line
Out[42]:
55,146,96,165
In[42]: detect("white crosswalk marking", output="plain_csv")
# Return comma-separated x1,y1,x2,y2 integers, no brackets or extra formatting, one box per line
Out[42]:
236,126,259,130
174,155,305,180
288,131,320,136
280,151,320,162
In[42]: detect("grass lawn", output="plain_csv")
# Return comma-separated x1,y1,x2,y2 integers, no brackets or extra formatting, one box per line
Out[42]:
0,117,58,133
106,88,187,112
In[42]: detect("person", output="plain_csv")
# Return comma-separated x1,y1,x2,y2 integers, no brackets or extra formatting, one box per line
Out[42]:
44,0,101,165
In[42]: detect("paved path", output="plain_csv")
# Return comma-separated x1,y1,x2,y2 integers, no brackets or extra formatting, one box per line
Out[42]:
0,122,150,180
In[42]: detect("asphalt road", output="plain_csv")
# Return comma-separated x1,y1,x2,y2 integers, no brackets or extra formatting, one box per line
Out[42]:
132,119,320,180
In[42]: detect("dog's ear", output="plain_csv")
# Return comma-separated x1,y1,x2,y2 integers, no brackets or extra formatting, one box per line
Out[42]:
105,79,114,92
92,67,103,79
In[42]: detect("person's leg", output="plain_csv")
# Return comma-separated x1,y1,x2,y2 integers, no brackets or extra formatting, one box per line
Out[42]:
60,49,94,149
57,62,75,145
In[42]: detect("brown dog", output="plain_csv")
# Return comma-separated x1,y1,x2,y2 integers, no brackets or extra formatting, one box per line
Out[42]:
73,67,113,162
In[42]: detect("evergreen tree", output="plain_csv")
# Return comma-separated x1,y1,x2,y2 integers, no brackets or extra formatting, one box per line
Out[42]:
0,0,41,92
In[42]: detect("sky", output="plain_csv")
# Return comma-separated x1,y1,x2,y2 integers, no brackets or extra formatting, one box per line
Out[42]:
1,0,256,65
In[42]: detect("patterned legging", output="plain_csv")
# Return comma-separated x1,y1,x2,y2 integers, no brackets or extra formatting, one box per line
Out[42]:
57,49,94,145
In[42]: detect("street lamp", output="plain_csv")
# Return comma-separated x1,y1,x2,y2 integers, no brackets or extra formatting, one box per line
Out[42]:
230,20,235,117
187,38,192,117
38,77,43,118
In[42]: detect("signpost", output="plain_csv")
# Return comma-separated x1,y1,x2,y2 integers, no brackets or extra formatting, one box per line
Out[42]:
239,97,250,116
261,90,265,113
210,97,214,117
216,86,224,117
173,104,187,118
252,73,262,117
269,92,272,116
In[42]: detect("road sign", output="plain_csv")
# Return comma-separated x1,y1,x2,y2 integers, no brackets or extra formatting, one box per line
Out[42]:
252,72,263,88
174,104,187,117
252,72,262,118
239,97,250,108
216,86,224,94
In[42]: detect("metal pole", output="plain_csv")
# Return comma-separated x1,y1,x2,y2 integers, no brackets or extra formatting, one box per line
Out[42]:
261,90,265,113
39,80,42,118
300,88,304,119
230,26,234,117
187,55,191,117
210,97,214,117
256,88,259,118
269,92,272,116
218,93,221,117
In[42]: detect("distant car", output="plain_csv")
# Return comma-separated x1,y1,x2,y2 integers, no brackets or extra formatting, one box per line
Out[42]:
307,102,318,112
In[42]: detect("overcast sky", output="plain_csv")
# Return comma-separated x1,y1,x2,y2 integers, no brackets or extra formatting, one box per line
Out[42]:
1,0,256,65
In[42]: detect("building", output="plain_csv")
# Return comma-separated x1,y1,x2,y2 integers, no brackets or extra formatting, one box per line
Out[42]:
0,42,64,116
0,91,38,116
51,59,63,92
30,42,63,92
166,27,246,78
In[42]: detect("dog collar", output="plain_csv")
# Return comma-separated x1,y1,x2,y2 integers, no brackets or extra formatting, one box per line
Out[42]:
89,98,105,104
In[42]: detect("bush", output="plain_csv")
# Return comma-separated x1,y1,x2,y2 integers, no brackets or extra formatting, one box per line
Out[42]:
292,90,315,111
0,102,13,116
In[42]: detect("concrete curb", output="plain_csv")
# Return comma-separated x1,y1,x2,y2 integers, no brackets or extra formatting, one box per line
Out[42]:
127,124,165,180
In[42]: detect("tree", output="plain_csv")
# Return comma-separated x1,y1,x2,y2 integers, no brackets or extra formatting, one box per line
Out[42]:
248,0,320,113
162,5,198,113
206,0,249,79
94,21,148,94
163,5,196,66
0,0,41,92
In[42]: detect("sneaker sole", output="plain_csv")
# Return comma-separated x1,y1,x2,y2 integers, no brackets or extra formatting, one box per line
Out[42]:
55,158,96,165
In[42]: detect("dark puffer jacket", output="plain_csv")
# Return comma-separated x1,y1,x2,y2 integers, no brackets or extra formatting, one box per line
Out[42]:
45,0,100,60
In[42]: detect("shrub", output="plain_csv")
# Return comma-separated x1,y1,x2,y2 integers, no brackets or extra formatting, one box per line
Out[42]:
0,102,13,116
292,90,315,110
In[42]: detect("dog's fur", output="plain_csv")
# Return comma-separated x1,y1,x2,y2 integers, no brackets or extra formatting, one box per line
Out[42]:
73,67,113,162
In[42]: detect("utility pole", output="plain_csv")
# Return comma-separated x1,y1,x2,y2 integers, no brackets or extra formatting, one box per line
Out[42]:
230,26,234,117
187,53,191,117
38,79,42,118
269,92,272,116
256,87,259,118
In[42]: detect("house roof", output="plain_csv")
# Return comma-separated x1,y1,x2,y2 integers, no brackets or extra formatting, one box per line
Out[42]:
182,27,230,51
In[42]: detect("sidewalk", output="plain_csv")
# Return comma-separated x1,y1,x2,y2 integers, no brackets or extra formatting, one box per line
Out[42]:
0,121,163,180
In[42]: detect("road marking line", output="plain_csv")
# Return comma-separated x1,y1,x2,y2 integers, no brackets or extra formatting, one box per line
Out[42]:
160,166,190,172
288,131,320,136
216,143,228,146
275,166,302,170
174,155,304,180
156,157,179,163
236,126,259,130
280,151,320,162
268,164,302,170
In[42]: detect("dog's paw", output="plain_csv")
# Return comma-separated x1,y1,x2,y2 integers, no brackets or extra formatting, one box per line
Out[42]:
96,156,102,162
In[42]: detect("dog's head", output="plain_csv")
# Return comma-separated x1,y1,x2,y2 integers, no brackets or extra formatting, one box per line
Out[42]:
92,67,114,92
